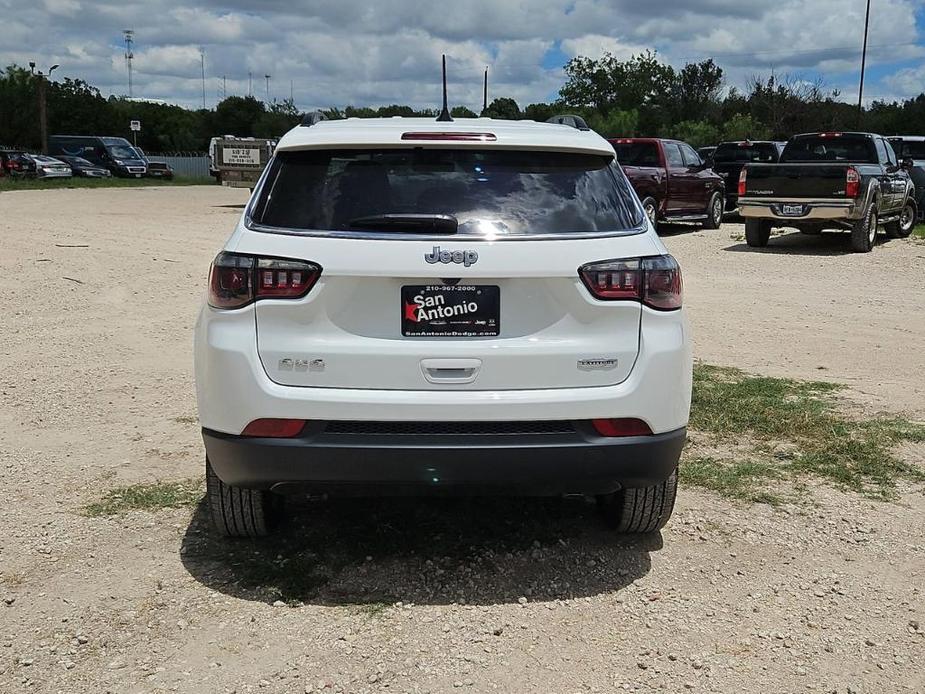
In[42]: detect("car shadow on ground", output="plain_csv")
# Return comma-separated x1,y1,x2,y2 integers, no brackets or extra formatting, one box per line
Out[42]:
656,222,707,237
213,203,247,209
179,496,659,607
722,230,892,256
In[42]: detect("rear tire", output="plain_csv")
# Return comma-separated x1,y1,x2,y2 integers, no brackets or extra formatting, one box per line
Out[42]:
885,201,916,238
850,204,878,253
703,192,724,229
744,218,771,247
206,459,277,537
641,196,658,230
598,469,678,534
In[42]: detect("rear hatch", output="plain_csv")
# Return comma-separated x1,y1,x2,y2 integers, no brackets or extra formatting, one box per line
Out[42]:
244,146,652,391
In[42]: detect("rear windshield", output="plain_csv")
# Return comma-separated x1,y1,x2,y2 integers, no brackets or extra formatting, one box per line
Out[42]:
713,143,780,163
612,142,660,167
781,135,877,163
890,139,925,160
251,149,642,236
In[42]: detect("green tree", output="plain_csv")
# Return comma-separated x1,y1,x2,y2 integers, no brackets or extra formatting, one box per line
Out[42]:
559,51,675,115
451,105,478,118
586,109,640,138
483,97,521,120
211,95,266,137
668,120,721,148
721,113,771,142
254,99,301,138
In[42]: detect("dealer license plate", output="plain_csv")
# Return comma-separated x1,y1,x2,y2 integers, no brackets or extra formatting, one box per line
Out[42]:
402,285,500,337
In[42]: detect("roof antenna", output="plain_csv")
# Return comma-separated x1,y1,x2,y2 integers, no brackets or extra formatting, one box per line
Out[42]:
436,54,453,122
481,66,489,116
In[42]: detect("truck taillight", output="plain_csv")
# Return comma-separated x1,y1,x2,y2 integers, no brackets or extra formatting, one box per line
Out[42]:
738,167,747,197
846,167,861,198
208,252,321,309
579,255,682,310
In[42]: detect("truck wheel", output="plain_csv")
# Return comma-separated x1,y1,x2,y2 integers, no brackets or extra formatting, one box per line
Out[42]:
744,219,771,247
641,197,658,230
703,192,724,229
850,205,878,253
206,459,278,537
885,201,916,238
598,469,678,534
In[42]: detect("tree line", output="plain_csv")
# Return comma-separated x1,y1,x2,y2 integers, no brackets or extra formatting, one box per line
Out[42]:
3,52,925,153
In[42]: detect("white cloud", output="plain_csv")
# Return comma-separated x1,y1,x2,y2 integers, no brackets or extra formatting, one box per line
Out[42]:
561,35,654,61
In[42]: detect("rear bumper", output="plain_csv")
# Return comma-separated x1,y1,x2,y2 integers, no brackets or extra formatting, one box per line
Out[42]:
203,424,687,495
738,198,862,221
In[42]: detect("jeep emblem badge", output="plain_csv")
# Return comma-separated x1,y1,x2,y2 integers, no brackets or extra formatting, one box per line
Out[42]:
425,246,478,267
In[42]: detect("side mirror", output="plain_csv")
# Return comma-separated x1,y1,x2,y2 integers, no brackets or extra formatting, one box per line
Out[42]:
901,157,914,171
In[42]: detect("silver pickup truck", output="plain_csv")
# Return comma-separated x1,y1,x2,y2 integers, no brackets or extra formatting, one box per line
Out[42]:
738,132,917,253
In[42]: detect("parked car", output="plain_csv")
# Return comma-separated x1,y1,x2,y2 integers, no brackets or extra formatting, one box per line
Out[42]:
738,132,916,252
888,136,925,219
48,135,147,177
133,148,175,180
609,137,725,230
710,140,786,211
195,116,692,538
30,155,73,178
55,155,112,178
0,149,37,178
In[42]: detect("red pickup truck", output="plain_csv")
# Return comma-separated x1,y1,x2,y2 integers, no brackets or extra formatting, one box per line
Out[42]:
609,138,726,230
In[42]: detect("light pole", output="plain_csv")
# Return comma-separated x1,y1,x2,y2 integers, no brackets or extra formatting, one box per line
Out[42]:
857,0,871,124
264,74,271,103
29,62,59,154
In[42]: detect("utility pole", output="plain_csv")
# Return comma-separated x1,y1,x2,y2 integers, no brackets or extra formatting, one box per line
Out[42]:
199,46,206,109
123,29,134,98
857,0,872,124
248,71,253,97
222,75,227,100
30,62,58,154
265,74,271,102
290,79,294,104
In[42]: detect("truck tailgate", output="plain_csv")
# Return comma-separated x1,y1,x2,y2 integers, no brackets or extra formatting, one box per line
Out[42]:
745,164,850,199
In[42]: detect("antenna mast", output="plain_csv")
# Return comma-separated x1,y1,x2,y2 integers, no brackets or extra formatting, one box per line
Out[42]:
436,54,453,122
482,66,488,114
123,29,134,98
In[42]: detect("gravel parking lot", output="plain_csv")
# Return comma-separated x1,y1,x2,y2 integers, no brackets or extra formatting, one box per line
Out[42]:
1,186,923,694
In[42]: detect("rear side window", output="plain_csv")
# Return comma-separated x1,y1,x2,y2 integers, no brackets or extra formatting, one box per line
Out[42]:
612,142,660,167
781,135,877,163
663,144,684,168
713,143,780,163
252,149,643,236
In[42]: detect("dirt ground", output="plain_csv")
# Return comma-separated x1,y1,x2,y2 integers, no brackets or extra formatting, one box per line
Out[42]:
0,186,923,694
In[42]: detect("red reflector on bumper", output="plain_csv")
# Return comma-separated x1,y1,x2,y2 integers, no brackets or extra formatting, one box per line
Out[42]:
591,418,653,437
241,419,306,438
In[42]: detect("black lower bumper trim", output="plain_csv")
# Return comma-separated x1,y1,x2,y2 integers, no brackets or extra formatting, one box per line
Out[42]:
202,423,686,496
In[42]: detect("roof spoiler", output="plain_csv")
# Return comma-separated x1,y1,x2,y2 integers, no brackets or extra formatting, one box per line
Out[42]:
300,111,328,127
546,114,590,131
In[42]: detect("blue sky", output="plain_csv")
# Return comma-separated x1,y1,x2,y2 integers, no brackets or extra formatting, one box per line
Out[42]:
1,0,923,111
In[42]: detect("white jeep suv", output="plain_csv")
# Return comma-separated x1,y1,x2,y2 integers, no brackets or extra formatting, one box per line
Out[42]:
194,116,692,537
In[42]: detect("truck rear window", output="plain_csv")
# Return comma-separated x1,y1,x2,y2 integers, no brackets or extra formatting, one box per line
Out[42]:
251,149,642,236
781,136,877,163
612,143,660,167
713,143,779,163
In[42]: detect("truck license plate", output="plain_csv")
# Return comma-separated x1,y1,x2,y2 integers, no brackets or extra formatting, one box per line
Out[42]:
781,204,804,216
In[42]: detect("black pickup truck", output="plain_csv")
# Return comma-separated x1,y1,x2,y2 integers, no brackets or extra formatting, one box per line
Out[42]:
738,132,917,252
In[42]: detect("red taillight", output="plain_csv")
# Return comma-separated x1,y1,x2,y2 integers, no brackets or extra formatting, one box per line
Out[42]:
591,418,653,437
241,419,306,438
579,255,682,310
208,252,321,309
846,167,860,198
400,132,496,141
738,167,747,197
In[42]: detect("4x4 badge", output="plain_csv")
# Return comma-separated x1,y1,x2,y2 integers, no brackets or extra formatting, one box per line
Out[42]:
425,246,478,267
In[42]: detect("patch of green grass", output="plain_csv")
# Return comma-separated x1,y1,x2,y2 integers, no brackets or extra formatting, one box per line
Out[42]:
0,176,213,192
85,479,203,517
686,364,925,501
912,224,925,239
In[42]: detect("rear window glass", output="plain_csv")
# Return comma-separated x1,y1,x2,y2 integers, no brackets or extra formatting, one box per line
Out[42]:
781,136,877,163
612,142,660,167
713,143,780,163
890,139,925,160
252,149,642,236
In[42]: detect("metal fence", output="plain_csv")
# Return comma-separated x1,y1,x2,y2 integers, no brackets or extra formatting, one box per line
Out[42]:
147,154,211,179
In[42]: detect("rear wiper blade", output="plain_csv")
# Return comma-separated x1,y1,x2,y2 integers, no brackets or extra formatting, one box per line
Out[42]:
346,214,458,234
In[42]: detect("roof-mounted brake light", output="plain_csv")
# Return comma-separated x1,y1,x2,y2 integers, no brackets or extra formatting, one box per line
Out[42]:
819,132,843,138
401,132,497,142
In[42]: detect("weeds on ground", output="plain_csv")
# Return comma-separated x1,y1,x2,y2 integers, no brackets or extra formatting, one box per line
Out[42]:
0,176,212,192
683,364,925,502
912,224,925,239
84,479,203,517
